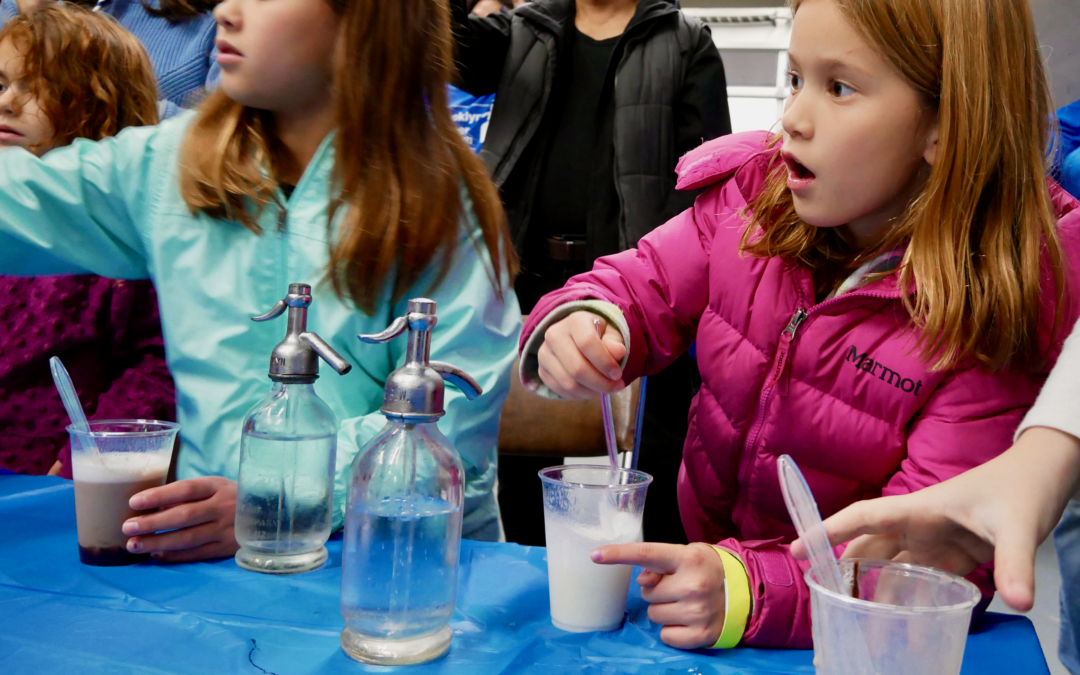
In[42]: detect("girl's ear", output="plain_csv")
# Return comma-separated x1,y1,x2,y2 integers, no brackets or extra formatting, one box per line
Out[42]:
923,122,939,167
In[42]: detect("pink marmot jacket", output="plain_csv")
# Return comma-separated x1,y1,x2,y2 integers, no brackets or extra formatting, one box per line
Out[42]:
521,131,1080,648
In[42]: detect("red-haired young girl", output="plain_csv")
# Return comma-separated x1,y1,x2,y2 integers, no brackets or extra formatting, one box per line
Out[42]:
523,0,1079,650
0,5,173,478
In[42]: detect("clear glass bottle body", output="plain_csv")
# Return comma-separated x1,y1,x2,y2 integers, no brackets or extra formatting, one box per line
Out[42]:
340,420,465,665
235,381,338,574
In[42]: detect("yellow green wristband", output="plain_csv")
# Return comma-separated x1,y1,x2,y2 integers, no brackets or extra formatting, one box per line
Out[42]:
710,546,751,649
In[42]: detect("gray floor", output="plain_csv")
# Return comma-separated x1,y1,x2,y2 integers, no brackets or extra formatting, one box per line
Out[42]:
989,538,1068,675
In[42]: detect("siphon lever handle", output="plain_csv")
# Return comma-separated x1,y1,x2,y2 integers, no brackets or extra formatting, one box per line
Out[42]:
430,361,482,400
301,332,352,376
358,316,409,345
251,299,288,322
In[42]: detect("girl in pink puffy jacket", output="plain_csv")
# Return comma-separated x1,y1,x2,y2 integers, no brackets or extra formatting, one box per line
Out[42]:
520,0,1080,651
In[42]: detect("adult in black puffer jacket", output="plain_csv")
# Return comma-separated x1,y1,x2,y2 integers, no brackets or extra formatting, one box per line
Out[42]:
452,0,731,546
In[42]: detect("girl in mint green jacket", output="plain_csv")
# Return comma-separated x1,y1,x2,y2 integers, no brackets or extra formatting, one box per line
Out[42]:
0,0,521,560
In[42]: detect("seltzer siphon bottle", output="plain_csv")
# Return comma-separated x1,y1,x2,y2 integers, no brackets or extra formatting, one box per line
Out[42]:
234,283,352,575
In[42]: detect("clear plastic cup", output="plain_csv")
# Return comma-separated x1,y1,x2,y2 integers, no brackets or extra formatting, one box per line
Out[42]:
539,465,652,632
806,559,981,675
68,420,179,566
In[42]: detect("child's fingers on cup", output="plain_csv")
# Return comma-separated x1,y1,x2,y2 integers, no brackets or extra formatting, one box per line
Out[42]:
129,477,218,510
658,624,717,650
637,569,664,587
151,539,239,563
126,521,222,553
123,500,217,536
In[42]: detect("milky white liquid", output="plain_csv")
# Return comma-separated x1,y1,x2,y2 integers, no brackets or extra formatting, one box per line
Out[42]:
544,508,642,632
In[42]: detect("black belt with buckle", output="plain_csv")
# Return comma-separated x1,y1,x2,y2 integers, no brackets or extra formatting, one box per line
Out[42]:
545,235,587,262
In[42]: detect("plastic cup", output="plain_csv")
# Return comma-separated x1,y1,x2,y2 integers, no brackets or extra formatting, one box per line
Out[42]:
806,559,981,675
539,465,652,632
68,420,179,566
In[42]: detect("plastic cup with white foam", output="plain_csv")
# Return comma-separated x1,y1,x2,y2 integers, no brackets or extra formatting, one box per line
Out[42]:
806,559,980,675
68,420,179,566
539,465,652,632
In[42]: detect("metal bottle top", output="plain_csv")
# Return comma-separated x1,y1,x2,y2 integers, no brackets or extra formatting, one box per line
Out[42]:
359,298,482,421
253,283,352,382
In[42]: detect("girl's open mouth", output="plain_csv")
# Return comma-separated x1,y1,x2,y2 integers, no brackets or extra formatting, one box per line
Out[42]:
782,152,816,191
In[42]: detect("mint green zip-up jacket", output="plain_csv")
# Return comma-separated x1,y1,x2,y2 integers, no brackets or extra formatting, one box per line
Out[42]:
0,113,521,540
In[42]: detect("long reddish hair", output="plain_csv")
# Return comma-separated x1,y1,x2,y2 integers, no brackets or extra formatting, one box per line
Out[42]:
0,5,158,149
744,0,1068,371
177,0,515,314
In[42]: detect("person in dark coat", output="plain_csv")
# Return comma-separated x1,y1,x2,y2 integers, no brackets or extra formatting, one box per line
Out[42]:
452,0,731,545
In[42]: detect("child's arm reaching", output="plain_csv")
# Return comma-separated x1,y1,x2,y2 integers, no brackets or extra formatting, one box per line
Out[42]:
520,194,717,400
795,427,1080,611
0,124,163,279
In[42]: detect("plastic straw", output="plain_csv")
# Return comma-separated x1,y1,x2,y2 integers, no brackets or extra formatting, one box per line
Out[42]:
49,356,101,461
593,318,620,476
779,455,874,670
629,376,647,471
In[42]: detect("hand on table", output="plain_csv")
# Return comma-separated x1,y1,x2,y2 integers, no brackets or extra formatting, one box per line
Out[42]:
123,476,239,563
591,542,727,649
47,460,62,476
792,427,1080,611
537,312,627,400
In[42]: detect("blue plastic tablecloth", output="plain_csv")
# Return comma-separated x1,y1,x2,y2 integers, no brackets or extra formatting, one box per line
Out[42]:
0,475,1049,674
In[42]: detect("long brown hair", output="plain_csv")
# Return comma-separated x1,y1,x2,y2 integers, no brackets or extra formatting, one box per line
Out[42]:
0,4,158,149
744,0,1068,371
178,0,516,314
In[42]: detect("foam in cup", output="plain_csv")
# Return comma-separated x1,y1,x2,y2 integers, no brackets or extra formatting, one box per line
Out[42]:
72,452,171,482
